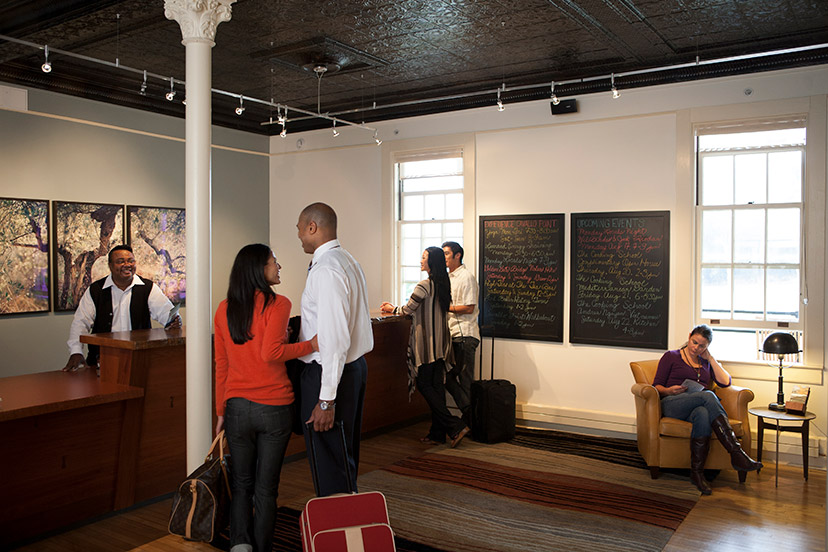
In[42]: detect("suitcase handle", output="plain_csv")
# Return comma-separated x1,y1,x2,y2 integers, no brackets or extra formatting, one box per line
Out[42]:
479,324,496,380
305,421,355,496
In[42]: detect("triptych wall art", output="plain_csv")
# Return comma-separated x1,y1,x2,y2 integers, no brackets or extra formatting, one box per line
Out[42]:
0,198,185,315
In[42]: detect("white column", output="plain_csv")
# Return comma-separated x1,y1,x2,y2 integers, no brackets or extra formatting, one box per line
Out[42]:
165,0,236,473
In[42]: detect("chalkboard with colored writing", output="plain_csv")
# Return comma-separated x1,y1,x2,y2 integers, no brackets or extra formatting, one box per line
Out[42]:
479,214,565,341
569,211,670,349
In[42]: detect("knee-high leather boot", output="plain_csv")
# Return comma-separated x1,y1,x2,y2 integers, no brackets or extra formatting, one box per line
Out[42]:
690,437,712,495
711,415,763,472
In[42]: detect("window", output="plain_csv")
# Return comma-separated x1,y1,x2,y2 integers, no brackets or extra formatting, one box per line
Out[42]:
395,154,464,304
696,125,805,361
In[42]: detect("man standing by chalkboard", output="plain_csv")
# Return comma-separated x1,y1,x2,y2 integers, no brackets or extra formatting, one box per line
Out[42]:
442,241,480,425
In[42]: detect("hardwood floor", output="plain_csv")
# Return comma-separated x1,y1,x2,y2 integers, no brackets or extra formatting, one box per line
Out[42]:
12,421,826,552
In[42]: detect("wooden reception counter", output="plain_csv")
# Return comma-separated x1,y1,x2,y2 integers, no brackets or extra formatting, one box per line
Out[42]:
0,370,144,547
0,314,423,546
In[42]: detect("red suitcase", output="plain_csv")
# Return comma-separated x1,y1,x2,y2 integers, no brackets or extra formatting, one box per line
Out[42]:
300,492,394,552
300,423,395,552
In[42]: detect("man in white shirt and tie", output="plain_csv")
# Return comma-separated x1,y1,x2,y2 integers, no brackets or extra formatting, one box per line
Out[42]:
296,202,373,496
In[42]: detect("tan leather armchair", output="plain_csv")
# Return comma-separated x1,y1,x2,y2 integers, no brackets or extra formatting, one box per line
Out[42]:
630,359,755,482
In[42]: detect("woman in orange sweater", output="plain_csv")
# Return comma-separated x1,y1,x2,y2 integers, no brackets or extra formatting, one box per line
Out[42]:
214,243,317,552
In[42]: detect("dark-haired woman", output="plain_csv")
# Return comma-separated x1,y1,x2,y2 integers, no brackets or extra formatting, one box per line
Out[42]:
214,244,318,552
380,247,470,448
653,324,761,495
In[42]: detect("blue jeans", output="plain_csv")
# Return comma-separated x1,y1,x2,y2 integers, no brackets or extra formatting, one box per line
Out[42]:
661,390,727,438
224,398,293,552
446,337,479,419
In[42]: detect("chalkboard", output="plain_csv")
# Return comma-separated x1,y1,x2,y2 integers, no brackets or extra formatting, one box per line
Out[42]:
479,214,565,341
569,211,669,349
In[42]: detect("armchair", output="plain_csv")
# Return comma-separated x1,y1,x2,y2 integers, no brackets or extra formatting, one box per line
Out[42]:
630,359,755,482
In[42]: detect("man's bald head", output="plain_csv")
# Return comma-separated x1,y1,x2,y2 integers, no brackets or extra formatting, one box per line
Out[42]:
297,202,338,254
300,202,338,234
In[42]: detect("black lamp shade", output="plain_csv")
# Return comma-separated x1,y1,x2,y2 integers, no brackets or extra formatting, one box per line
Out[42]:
762,332,800,355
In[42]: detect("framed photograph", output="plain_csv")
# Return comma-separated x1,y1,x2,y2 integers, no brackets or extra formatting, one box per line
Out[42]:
53,201,124,312
0,198,50,315
127,206,186,304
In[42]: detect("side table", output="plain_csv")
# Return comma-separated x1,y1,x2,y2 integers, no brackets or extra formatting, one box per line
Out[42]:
748,407,816,487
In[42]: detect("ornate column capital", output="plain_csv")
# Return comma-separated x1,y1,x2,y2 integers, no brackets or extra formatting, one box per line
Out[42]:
164,0,237,44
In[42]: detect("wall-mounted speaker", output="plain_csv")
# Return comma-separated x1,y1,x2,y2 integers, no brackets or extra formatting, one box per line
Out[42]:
550,98,577,115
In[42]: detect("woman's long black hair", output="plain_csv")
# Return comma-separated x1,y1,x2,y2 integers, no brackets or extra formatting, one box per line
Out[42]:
425,246,451,313
226,243,276,344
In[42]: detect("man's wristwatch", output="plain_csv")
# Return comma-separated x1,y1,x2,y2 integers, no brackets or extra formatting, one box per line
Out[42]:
319,400,335,411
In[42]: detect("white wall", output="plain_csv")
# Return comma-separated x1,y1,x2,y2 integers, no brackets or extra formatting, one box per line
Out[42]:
269,66,828,457
268,145,383,311
0,86,270,377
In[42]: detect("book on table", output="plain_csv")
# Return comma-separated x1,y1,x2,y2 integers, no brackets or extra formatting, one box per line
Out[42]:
785,385,810,414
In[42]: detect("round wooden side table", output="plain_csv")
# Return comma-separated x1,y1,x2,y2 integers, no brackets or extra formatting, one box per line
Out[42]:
748,407,816,487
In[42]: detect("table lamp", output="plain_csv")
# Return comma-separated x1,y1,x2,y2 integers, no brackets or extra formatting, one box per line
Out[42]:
761,332,801,411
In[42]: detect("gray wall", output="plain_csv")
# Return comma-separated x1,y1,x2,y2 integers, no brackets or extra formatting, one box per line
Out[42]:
0,86,270,377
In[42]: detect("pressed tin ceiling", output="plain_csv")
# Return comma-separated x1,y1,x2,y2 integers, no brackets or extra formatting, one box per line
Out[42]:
0,0,827,135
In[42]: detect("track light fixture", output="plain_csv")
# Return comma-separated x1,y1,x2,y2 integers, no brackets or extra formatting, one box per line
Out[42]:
496,87,505,111
611,73,620,99
332,120,339,137
165,77,176,101
373,130,382,146
140,70,147,96
41,45,51,73
550,81,560,105
235,96,245,115
279,107,287,137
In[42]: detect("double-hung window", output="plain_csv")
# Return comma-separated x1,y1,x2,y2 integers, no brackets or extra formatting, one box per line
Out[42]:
696,123,805,362
394,152,464,304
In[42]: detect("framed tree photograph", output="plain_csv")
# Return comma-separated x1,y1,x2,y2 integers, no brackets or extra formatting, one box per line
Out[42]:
0,198,50,315
127,205,186,304
53,201,124,312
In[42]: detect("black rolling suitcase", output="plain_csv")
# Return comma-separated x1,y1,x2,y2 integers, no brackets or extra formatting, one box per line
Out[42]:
470,329,516,443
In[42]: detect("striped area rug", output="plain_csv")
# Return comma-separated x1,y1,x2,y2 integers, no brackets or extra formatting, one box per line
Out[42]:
355,431,698,552
219,428,698,551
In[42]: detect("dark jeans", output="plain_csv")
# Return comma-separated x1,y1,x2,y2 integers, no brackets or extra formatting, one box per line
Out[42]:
417,359,467,442
224,398,293,552
661,390,727,438
445,337,479,419
300,357,367,497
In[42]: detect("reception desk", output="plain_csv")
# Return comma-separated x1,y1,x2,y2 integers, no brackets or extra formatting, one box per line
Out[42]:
0,370,144,547
82,327,188,505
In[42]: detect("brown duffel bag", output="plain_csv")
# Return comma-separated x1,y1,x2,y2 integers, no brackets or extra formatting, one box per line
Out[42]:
169,430,232,542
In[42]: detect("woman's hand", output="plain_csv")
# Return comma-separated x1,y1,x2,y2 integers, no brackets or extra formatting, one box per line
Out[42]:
310,334,319,351
379,301,395,314
215,415,224,436
656,384,687,397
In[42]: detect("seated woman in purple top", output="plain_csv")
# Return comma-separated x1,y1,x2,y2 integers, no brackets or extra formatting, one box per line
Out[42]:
653,324,762,495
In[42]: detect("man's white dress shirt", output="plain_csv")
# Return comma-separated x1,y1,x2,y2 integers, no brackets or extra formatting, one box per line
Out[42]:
67,274,174,355
299,239,373,401
448,264,480,340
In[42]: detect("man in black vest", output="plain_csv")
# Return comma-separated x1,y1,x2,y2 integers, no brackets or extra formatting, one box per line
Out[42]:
63,244,181,371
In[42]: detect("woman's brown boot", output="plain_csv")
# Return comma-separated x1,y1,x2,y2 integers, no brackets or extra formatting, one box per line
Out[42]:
690,437,712,495
711,415,763,472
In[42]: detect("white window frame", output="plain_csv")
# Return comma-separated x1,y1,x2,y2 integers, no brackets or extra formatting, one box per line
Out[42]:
393,150,464,305
694,120,808,363
380,134,476,311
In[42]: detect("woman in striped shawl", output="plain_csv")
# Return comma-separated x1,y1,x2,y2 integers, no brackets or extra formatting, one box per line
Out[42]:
381,247,471,448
